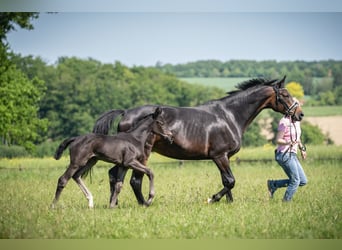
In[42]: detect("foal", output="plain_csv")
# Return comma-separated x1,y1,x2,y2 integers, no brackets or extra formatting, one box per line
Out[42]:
51,107,172,209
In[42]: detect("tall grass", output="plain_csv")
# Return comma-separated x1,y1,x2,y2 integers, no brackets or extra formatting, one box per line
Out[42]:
0,146,341,238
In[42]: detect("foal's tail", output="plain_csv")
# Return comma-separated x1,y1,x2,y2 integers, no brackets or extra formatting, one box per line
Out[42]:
54,137,76,160
92,109,125,135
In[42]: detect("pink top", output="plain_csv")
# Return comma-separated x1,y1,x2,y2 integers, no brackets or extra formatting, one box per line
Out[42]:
276,116,301,153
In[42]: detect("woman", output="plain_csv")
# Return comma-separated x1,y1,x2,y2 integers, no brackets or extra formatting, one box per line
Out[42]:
267,104,308,202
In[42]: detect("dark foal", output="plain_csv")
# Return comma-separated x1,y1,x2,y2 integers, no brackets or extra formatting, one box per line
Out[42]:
51,107,173,209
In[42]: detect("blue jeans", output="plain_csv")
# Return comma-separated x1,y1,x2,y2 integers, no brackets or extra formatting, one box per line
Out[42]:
275,152,308,201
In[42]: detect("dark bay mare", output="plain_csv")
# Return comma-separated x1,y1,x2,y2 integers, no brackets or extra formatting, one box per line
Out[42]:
93,76,304,204
51,107,173,209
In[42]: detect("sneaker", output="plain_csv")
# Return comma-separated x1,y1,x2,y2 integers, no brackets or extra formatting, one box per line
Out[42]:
267,180,276,198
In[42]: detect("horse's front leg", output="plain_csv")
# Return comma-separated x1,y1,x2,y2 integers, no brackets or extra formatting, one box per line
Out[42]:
208,156,235,203
145,169,155,206
129,161,155,206
129,170,147,205
109,181,123,208
109,166,128,208
108,165,119,205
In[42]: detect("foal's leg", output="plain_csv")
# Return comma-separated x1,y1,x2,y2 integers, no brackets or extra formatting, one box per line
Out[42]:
73,177,94,208
208,156,235,203
130,143,154,205
72,158,98,208
129,170,146,205
109,166,128,208
129,160,155,206
51,163,80,208
108,165,119,204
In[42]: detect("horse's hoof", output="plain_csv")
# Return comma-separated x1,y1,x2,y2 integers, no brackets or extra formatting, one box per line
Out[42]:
207,197,213,204
144,201,152,207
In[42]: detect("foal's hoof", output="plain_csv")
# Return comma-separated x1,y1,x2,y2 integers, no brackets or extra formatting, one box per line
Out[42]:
143,200,153,207
207,197,214,204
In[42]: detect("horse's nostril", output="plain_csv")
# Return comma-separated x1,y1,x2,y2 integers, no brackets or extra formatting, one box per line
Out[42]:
301,113,304,117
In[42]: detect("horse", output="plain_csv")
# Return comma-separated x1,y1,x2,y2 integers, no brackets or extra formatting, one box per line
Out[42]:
93,76,304,204
51,107,173,209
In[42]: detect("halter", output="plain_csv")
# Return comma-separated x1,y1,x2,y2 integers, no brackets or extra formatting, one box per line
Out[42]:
273,86,299,117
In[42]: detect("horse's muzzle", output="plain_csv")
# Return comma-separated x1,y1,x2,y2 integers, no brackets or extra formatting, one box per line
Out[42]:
293,112,304,121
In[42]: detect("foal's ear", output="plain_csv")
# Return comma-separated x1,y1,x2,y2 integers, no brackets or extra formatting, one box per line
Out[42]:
276,75,286,88
153,106,162,118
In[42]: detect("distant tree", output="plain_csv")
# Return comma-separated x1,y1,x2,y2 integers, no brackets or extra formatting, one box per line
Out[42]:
0,12,47,151
301,121,328,145
332,64,342,89
317,91,336,105
0,12,39,67
0,65,48,150
334,86,342,105
242,120,268,147
286,81,304,100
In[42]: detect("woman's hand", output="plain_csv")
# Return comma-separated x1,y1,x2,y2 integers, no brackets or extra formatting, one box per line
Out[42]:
300,150,307,160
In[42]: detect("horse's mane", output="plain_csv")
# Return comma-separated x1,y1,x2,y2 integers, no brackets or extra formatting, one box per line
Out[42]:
227,78,278,96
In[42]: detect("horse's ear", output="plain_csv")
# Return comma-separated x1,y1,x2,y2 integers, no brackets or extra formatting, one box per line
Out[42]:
276,75,286,88
153,106,162,118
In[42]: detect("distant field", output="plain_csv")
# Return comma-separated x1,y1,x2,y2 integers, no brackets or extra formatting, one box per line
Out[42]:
180,77,336,97
302,106,342,116
179,77,250,91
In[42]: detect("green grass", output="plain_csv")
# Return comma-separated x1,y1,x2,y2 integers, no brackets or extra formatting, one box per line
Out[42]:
0,145,341,239
302,106,342,117
179,77,250,92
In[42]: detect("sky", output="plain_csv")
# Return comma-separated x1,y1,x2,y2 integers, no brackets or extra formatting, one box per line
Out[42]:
6,12,342,67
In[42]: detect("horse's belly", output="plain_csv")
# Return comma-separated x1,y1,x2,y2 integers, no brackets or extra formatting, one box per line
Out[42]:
153,141,210,160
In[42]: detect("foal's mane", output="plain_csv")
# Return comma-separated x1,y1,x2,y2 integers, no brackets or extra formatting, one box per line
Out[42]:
126,112,155,133
227,78,278,96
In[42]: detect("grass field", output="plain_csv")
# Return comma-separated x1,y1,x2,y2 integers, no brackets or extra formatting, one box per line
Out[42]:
180,77,250,91
0,146,341,239
302,106,342,117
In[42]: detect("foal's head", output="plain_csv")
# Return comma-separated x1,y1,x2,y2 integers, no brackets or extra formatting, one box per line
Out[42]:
151,107,173,143
272,76,304,121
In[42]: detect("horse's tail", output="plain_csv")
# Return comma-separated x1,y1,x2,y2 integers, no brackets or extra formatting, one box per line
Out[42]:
54,137,76,160
92,109,125,134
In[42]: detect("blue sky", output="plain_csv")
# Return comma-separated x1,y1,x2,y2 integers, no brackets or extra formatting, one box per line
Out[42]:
7,12,342,66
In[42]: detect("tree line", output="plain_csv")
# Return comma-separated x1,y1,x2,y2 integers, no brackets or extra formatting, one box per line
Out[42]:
12,56,224,142
157,59,342,105
0,13,332,157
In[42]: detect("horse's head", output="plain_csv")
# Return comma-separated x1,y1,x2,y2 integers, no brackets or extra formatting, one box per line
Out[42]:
151,107,174,143
272,76,304,121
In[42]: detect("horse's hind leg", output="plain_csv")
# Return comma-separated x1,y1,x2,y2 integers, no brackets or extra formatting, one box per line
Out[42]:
73,158,98,208
73,177,94,208
51,163,79,208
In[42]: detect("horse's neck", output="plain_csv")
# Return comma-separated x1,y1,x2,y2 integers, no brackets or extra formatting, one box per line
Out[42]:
130,122,152,145
221,86,273,133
